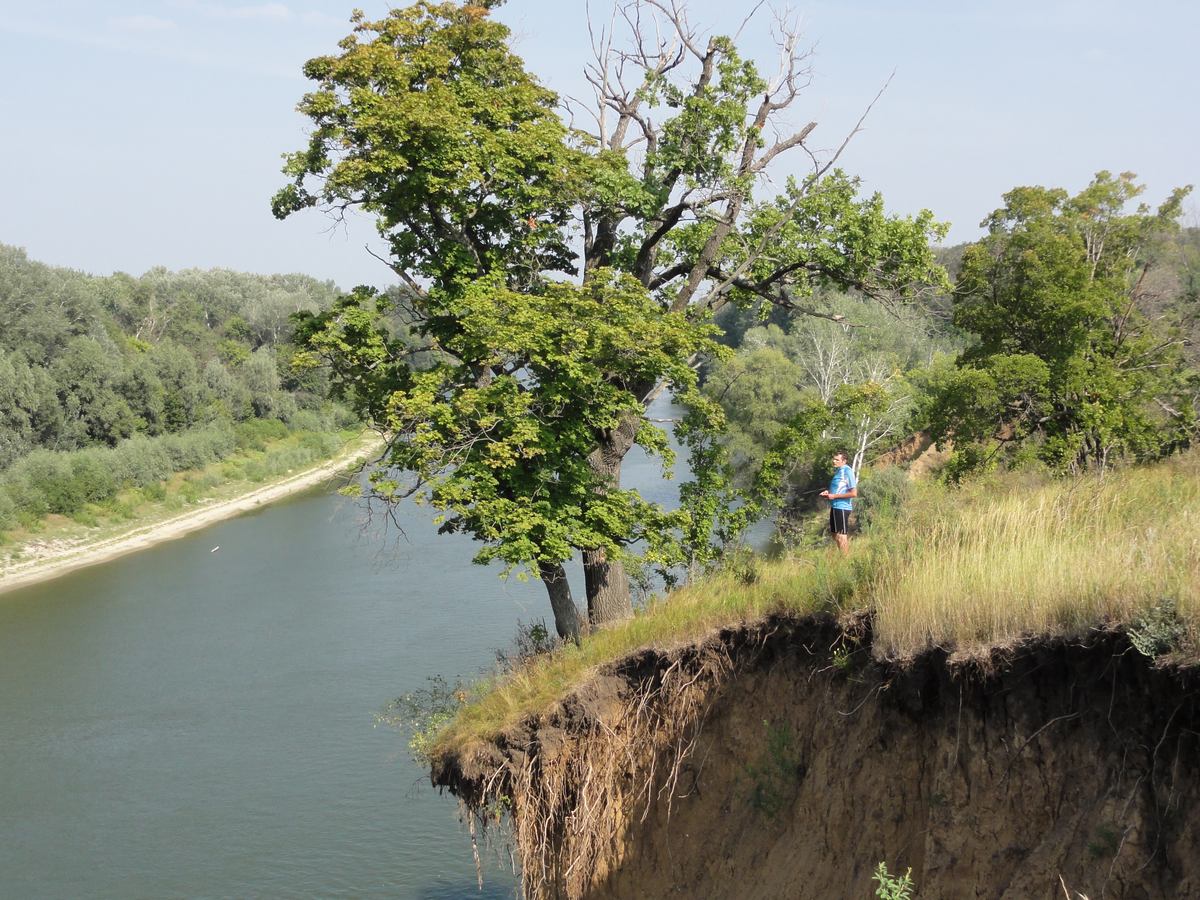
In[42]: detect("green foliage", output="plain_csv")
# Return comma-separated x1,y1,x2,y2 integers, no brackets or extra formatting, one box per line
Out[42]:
495,619,559,672
931,171,1197,474
234,418,290,452
0,487,15,530
854,466,911,533
377,675,470,765
272,2,582,290
722,546,762,586
0,422,343,534
1128,598,1187,658
873,862,916,900
0,426,232,525
1087,823,1122,860
302,271,723,581
719,170,950,306
274,2,949,624
0,240,356,524
704,293,956,511
743,719,802,819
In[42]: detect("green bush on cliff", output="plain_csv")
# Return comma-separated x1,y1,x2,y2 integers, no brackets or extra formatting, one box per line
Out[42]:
873,862,915,899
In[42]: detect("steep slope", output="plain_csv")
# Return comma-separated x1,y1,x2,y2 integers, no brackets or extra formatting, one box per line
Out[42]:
434,616,1200,899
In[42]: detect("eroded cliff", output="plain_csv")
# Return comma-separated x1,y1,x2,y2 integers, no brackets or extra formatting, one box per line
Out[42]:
433,617,1200,899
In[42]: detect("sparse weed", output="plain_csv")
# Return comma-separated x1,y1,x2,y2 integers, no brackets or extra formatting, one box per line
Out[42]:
1087,823,1122,859
723,546,761,586
496,619,559,672
744,719,802,819
69,507,99,527
873,861,916,899
1128,598,1186,658
377,675,471,765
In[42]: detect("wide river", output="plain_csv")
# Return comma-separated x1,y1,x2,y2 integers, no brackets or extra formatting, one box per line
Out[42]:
0,404,708,899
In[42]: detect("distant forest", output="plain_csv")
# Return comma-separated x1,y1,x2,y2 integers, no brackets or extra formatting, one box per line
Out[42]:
0,245,356,528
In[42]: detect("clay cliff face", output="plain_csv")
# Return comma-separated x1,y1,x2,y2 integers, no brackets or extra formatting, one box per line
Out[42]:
434,618,1200,899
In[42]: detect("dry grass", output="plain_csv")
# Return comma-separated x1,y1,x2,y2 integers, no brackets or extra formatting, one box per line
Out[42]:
433,451,1200,753
871,453,1200,656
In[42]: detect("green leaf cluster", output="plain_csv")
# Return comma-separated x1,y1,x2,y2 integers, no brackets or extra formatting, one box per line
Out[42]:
273,2,583,290
930,171,1197,474
301,269,724,574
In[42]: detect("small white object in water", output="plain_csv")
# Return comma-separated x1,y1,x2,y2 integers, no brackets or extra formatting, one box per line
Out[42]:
211,546,220,553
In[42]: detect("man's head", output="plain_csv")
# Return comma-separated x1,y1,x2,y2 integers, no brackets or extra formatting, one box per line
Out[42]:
832,451,848,467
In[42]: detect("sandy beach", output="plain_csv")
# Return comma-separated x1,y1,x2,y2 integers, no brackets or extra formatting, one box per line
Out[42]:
0,434,385,597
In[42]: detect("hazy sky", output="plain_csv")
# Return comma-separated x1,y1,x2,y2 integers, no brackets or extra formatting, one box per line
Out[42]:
1,0,1196,289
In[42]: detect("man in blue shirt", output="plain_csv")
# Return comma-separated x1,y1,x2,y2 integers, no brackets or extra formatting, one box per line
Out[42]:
820,451,857,555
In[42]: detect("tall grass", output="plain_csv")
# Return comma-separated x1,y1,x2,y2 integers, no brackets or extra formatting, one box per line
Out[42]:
871,454,1200,656
431,451,1200,752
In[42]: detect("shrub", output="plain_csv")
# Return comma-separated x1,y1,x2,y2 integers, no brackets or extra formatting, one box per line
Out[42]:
161,425,236,470
141,481,167,502
111,436,173,487
1128,599,1187,658
330,403,361,430
70,450,117,505
377,675,470,765
0,487,15,530
70,507,100,527
287,409,326,433
298,430,341,455
496,620,559,672
744,720,801,818
873,862,915,900
854,465,911,533
234,418,288,452
9,451,77,515
722,546,761,586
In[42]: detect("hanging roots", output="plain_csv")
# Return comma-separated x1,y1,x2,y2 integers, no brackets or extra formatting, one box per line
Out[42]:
439,636,745,899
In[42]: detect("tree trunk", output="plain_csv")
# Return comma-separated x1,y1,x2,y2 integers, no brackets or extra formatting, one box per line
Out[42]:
538,562,582,643
582,412,642,626
583,549,632,625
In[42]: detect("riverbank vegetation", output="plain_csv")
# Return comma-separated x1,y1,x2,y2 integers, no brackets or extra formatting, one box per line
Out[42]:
0,423,366,571
274,1,948,638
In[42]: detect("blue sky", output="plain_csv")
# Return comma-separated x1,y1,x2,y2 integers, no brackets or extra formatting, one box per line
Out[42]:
1,0,1196,289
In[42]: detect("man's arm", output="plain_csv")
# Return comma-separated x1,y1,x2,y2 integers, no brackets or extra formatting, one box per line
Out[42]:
819,487,858,499
822,488,858,499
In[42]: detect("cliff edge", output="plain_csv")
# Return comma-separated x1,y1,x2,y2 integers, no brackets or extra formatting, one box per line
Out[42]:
433,616,1200,899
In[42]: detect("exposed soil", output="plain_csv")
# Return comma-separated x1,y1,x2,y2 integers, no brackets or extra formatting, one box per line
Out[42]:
433,617,1200,899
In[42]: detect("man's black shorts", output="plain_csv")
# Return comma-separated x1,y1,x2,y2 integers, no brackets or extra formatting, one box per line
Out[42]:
829,507,850,535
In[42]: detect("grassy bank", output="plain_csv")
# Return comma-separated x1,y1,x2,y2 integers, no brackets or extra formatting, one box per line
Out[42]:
0,425,370,571
431,451,1200,754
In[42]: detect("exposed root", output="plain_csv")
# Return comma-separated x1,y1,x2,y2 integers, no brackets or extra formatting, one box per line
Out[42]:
514,642,732,898
432,622,770,899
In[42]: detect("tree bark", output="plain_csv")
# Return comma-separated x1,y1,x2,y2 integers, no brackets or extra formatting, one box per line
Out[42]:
581,410,642,625
583,548,632,625
538,561,582,643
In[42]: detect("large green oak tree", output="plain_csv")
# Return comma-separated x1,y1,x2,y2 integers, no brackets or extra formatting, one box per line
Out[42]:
273,0,946,636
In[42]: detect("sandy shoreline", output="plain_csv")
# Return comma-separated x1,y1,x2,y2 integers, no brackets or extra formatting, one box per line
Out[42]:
0,434,384,597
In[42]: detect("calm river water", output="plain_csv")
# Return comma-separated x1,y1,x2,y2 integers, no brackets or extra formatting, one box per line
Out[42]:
0,407,694,899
